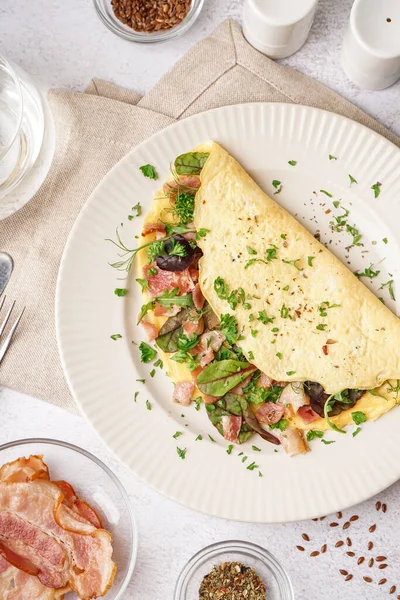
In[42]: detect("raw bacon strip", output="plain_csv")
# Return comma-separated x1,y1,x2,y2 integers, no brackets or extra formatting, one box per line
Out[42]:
173,382,194,406
297,405,320,424
143,264,194,296
255,402,285,425
221,416,242,442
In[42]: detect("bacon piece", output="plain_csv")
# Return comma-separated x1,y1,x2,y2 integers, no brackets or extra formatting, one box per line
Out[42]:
258,373,286,388
0,480,115,599
140,320,158,341
230,374,252,396
192,283,205,310
153,302,180,317
143,264,194,296
297,405,320,424
173,381,195,406
0,455,49,484
188,267,199,283
194,331,226,367
183,315,204,337
275,428,309,457
0,558,69,600
221,416,242,442
255,402,285,425
163,175,201,198
55,481,102,529
279,383,309,414
141,222,166,238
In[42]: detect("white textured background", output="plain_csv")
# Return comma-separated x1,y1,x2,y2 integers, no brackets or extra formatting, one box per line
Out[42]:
1,0,400,599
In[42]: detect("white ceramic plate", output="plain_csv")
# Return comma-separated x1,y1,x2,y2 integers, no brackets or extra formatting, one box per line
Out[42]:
56,103,400,523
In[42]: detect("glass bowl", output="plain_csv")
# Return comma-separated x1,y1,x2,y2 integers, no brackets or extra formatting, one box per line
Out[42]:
0,438,137,599
174,540,294,600
92,0,204,43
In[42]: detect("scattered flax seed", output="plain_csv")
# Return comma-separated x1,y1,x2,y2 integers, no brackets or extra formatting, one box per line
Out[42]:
382,503,387,513
378,578,387,585
369,524,377,533
346,537,352,547
376,556,387,562
330,522,339,528
310,551,320,557
336,511,343,519
321,544,327,554
376,501,382,511
345,574,353,581
379,564,388,570
312,518,318,522
346,552,355,557
363,576,373,583
343,521,350,530
199,562,267,600
296,546,305,552
368,541,374,550
302,533,310,542
390,586,397,595
357,557,365,565
339,569,348,576
368,558,374,568
319,516,326,520
350,515,359,522
335,541,344,548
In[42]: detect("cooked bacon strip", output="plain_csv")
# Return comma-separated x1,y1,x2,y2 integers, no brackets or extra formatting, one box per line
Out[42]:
230,374,252,396
297,405,320,424
192,283,205,310
221,416,242,442
140,320,158,341
279,383,309,414
153,302,180,317
0,557,69,600
55,481,102,529
141,222,166,238
173,381,194,406
0,456,49,484
258,372,286,388
163,175,201,198
143,264,194,296
194,331,226,367
255,402,285,425
0,480,115,599
183,314,204,337
275,428,309,457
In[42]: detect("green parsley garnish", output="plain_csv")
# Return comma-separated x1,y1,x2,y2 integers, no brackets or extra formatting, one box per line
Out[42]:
110,334,122,340
220,314,239,344
280,304,289,318
383,237,388,244
146,399,152,410
272,179,281,189
306,430,324,442
214,277,229,299
329,154,337,161
135,278,148,291
139,342,157,363
248,351,254,360
280,233,287,240
247,461,258,471
148,266,157,276
371,182,382,198
176,447,187,459
134,392,139,402
208,435,216,442
324,393,347,434
252,446,261,452
316,324,327,331
318,301,341,317
177,333,200,351
139,164,158,180
333,200,340,209
265,247,278,261
352,427,361,437
276,352,282,359
282,258,303,270
114,287,128,297
286,371,295,376
154,358,163,368
346,224,362,246
271,327,279,332
195,434,203,441
131,202,141,217
320,189,332,197
196,228,210,240
348,174,358,185
247,246,257,255
380,279,395,301
355,264,380,279
136,378,145,383
288,160,297,166
283,285,289,291
321,439,335,445
352,411,366,425
173,431,183,439
150,369,156,377
258,310,274,324
226,444,233,454
251,329,258,337
269,418,288,431
307,256,315,267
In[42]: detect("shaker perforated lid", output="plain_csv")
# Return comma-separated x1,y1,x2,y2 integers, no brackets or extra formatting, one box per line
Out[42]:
243,0,319,59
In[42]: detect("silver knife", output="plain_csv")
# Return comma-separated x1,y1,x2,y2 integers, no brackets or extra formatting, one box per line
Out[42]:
0,252,13,296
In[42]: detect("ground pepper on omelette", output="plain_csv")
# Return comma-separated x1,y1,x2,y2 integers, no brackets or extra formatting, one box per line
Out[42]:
129,142,400,457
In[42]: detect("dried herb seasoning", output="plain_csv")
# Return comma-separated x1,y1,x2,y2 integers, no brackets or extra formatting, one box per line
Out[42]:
199,562,267,600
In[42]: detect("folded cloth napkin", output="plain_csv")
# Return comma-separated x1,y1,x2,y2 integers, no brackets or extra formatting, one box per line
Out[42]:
0,20,398,414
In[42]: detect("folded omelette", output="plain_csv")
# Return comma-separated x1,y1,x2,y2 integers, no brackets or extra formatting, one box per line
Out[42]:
134,142,400,456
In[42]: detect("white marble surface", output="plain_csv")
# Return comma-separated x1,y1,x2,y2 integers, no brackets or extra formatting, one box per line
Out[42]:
1,1,400,599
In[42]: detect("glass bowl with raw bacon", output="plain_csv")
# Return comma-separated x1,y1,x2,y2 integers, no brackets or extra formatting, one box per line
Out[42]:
0,438,137,600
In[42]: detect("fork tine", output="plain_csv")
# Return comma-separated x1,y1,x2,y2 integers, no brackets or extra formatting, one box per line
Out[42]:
0,306,25,364
0,300,15,337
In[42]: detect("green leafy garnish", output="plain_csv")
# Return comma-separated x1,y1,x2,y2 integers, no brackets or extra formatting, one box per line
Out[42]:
269,418,288,431
250,329,258,338
276,352,282,359
316,324,327,331
220,314,239,345
288,160,297,166
150,369,155,377
352,411,366,425
329,154,337,161
148,266,157,276
320,189,332,198
307,256,315,267
134,392,139,402
380,279,395,301
371,182,382,198
280,233,287,240
352,427,361,437
247,461,259,471
226,444,233,454
196,360,256,397
146,240,165,263
110,334,122,340
355,264,380,279
318,301,341,317
272,179,281,189
114,288,128,296
265,247,278,261
248,351,254,361
140,164,158,180
321,439,335,445
214,277,229,300
286,371,295,377
173,191,195,224
348,174,358,185
306,430,324,442
280,304,289,318
383,237,388,244
156,288,194,310
196,228,210,240
324,394,347,434
168,238,187,257
135,279,148,291
196,434,203,441
333,200,340,209
247,246,257,255
282,258,303,270
174,152,209,175
283,285,289,291
176,447,187,459
177,333,200,351
346,224,362,246
139,342,157,363
173,431,183,439
252,445,261,452
146,399,152,410
132,202,141,217
208,434,216,442
258,310,274,325
386,380,400,400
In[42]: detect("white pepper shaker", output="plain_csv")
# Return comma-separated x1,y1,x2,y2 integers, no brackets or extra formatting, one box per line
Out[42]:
341,0,400,90
243,0,320,59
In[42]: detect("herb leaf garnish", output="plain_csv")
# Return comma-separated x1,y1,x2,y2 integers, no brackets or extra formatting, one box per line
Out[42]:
352,411,366,425
114,287,128,296
139,342,157,363
174,152,209,175
380,279,395,301
140,164,158,180
220,314,239,345
371,182,382,198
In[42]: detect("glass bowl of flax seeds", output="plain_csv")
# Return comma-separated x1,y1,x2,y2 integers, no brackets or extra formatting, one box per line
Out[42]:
174,540,294,600
93,0,205,43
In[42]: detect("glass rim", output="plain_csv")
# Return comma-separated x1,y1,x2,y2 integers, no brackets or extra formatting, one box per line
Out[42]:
174,539,295,599
92,0,205,44
0,437,138,600
0,54,24,162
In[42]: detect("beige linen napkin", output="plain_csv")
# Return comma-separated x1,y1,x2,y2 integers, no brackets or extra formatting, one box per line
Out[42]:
0,20,399,413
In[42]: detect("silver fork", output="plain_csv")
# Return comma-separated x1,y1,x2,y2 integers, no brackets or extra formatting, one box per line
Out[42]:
0,296,25,364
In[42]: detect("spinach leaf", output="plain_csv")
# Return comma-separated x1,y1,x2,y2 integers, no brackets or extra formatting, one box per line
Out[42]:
196,360,257,397
174,152,210,175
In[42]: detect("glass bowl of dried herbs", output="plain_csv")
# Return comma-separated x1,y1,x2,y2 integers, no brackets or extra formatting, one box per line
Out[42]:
93,0,205,43
174,540,294,600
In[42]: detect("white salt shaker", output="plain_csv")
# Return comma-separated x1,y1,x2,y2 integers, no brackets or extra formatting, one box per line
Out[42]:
341,0,400,90
243,0,319,59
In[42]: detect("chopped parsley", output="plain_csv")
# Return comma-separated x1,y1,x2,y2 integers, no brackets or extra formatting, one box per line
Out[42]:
208,435,216,442
320,189,332,198
333,200,340,209
265,247,278,261
177,333,200,351
306,430,324,442
136,378,145,384
176,447,187,459
316,324,327,331
173,431,183,439
380,279,395,301
139,342,157,363
324,393,347,434
150,369,156,377
286,371,295,376
346,224,362,246
196,434,203,441
220,314,239,344
321,439,335,445
371,182,382,198
283,285,289,291
146,399,152,410
251,329,258,337
348,174,358,185
280,233,287,240
252,445,261,452
352,427,361,437
355,264,380,279
135,278,148,291
134,392,139,402
139,164,158,180
214,277,229,299
173,191,195,224
110,334,122,340
247,461,258,471
280,304,289,318
114,287,128,297
196,228,210,240
131,202,141,217
282,258,303,270
288,160,297,166
269,418,288,431
146,240,165,263
148,266,157,276
352,411,366,425
329,154,337,161
226,444,233,454
318,301,341,317
247,246,257,255
307,256,315,267
154,358,163,368
271,327,279,332
276,352,282,359
383,237,388,244
258,310,274,324
248,351,254,360
272,179,281,189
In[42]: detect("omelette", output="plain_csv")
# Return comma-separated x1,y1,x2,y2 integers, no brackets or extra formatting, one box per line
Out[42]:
134,142,400,456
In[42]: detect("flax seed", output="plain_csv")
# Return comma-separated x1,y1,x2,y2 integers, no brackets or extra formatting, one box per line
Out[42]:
350,515,359,522
376,501,382,511
363,576,372,583
296,546,305,552
378,578,387,585
310,551,320,557
345,574,353,581
369,524,376,533
343,521,350,529
336,511,342,519
330,522,339,527
368,541,373,550
376,556,387,562
302,533,310,542
382,503,387,513
357,557,365,565
379,564,388,570
390,586,396,595
346,551,355,557
368,558,374,567
339,569,348,576
335,541,344,548
321,544,327,554
346,537,352,547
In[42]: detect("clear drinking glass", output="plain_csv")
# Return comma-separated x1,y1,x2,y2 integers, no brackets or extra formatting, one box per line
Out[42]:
0,55,45,205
